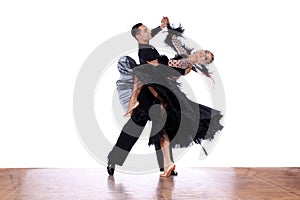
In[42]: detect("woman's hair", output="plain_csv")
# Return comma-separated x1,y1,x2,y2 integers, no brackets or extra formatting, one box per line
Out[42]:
164,23,193,55
193,63,215,85
206,50,214,64
164,23,216,85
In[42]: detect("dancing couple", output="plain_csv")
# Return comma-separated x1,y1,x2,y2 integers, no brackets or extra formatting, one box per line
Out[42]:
107,17,223,177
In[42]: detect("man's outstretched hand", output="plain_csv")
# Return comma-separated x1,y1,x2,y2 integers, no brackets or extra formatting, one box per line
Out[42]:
160,16,169,28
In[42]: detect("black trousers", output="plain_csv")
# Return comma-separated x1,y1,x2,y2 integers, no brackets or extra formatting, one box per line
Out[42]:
108,87,174,170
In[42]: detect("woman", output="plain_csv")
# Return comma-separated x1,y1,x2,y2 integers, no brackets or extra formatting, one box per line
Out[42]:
126,26,223,177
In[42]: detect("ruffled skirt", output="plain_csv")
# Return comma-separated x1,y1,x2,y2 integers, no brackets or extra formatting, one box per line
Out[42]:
133,64,223,148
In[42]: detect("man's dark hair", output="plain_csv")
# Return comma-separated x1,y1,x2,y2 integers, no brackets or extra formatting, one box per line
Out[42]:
131,23,143,38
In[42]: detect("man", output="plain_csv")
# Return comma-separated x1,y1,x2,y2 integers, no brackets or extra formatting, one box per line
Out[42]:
128,19,178,174
107,17,178,176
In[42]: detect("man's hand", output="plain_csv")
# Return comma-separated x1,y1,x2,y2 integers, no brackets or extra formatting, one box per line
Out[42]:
160,16,169,28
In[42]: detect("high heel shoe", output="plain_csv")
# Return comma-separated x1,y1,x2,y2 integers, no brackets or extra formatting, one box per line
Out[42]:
160,164,176,177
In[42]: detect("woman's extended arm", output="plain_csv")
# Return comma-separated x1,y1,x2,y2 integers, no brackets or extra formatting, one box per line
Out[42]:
124,75,143,117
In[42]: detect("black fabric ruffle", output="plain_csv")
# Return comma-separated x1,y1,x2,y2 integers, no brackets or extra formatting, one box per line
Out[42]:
133,64,223,148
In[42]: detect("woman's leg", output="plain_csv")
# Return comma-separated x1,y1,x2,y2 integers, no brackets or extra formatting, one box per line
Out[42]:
159,131,176,177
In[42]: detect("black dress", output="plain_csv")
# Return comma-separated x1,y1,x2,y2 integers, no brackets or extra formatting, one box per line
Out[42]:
133,64,223,148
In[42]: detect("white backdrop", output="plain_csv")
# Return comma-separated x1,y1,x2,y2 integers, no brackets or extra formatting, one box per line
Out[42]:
1,0,300,168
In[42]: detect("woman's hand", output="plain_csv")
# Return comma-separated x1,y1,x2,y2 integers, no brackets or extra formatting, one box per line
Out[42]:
124,101,139,117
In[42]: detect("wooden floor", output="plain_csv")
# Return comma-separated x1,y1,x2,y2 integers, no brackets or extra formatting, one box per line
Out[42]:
0,168,299,200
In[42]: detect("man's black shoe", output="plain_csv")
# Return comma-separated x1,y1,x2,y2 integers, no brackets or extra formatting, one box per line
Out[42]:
107,163,115,176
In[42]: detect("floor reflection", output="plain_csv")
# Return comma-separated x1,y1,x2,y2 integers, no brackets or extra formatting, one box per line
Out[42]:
156,176,175,199
0,168,299,199
107,176,131,199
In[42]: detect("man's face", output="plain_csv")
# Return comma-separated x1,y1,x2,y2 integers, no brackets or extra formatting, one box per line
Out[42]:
196,50,213,64
136,25,152,42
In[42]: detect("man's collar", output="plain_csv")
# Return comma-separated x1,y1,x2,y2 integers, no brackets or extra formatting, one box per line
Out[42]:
138,43,152,48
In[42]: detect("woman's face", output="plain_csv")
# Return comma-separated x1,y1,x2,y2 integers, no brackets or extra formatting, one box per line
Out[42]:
196,50,213,64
